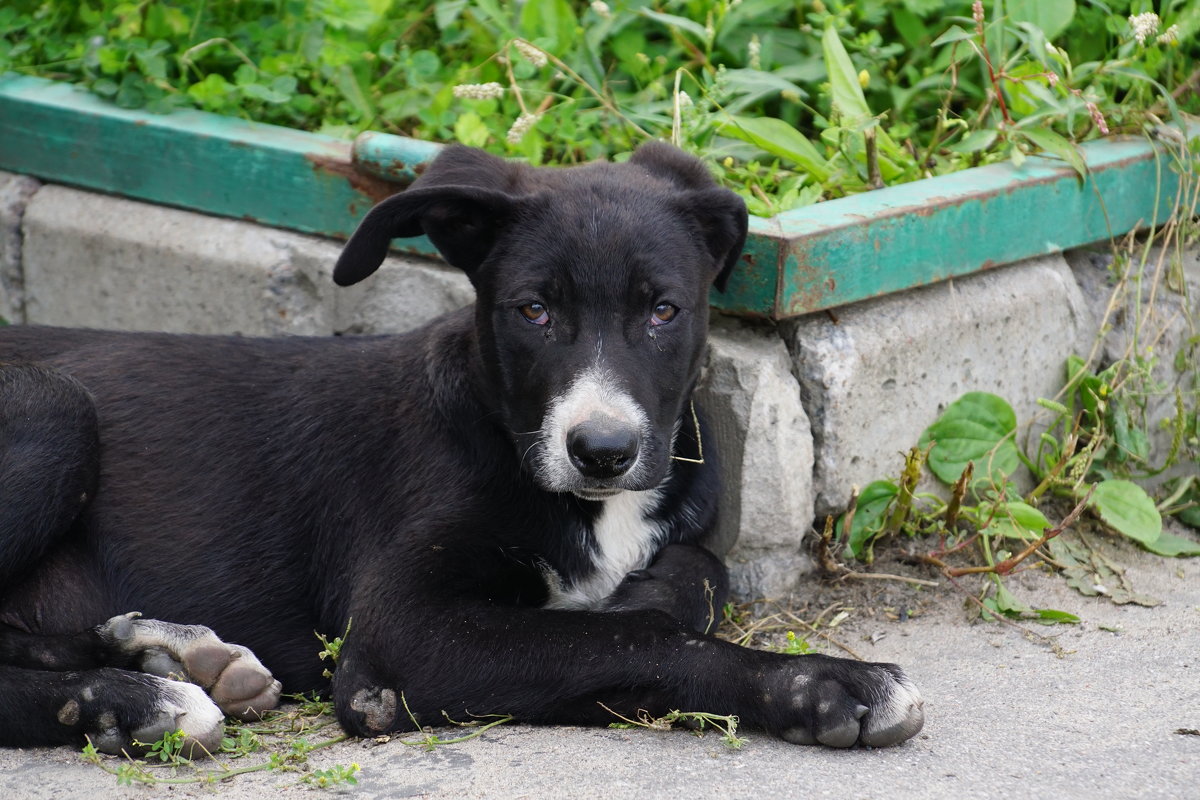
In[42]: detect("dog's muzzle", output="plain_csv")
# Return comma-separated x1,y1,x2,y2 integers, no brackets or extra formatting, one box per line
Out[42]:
566,417,639,480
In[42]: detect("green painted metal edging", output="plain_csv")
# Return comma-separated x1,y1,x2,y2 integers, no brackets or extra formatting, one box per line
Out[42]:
0,73,1192,320
0,73,438,258
760,132,1192,318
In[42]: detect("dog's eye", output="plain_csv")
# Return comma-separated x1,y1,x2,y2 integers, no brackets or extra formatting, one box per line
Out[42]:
519,303,550,325
650,303,678,326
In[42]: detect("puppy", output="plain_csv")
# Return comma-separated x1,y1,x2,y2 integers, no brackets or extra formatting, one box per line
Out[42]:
0,143,923,754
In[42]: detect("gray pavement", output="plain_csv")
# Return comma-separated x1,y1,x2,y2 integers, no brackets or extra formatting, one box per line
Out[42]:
2,529,1198,800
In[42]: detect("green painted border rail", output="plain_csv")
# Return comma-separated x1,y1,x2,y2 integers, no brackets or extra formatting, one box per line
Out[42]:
0,73,1192,319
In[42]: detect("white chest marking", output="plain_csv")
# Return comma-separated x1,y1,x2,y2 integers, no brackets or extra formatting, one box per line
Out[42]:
544,489,665,611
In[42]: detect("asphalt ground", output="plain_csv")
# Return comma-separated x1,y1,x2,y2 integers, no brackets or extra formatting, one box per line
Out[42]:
2,525,1198,800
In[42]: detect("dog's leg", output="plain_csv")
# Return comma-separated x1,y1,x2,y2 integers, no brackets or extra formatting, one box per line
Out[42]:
0,363,99,587
331,603,923,748
601,544,729,634
0,613,282,720
0,665,225,756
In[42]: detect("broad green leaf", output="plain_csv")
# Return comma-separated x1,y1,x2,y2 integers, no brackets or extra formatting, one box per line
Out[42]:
1008,0,1076,41
949,129,999,154
1141,530,1200,557
993,579,1029,615
892,8,929,47
1035,608,1081,624
1087,480,1162,544
453,111,490,148
241,82,291,104
989,501,1051,540
919,392,1020,485
434,0,468,29
330,65,373,121
842,480,899,562
468,0,518,37
519,0,577,52
821,25,870,122
721,69,809,102
639,9,711,44
931,24,975,47
316,0,392,31
1016,126,1087,180
718,116,831,181
1177,486,1200,529
987,576,1079,623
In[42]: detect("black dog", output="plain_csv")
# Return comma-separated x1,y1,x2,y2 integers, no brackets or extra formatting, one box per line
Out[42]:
0,143,923,755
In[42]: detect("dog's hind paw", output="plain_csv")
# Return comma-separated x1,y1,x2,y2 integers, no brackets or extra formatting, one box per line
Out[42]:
98,613,283,720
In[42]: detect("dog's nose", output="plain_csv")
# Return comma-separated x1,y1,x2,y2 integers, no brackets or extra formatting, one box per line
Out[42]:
567,419,639,479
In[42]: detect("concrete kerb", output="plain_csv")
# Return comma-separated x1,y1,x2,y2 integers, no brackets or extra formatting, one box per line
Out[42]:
699,318,815,599
782,254,1098,520
0,170,40,324
2,173,1194,600
7,179,474,337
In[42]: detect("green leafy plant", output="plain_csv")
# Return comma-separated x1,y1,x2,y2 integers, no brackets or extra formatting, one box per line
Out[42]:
315,618,351,679
603,705,745,749
1,1,1195,207
302,763,361,788
82,700,354,787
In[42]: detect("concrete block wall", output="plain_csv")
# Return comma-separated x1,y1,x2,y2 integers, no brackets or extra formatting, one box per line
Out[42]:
1,174,474,337
783,255,1096,518
3,172,1193,599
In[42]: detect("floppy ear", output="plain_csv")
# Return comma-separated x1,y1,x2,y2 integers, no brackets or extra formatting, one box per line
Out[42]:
333,185,517,286
628,141,718,191
674,187,748,293
334,145,529,286
630,143,748,292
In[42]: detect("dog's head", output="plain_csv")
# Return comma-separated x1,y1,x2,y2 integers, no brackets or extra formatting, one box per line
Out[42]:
335,143,747,499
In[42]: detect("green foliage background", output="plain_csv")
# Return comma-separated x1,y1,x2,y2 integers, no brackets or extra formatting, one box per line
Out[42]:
2,0,1197,213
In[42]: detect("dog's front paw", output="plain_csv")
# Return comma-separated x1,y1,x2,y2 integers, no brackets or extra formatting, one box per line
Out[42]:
98,613,282,720
69,669,224,757
757,653,924,748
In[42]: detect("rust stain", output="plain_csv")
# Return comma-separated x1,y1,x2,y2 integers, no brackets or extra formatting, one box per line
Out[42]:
357,155,428,181
779,245,835,318
306,152,400,207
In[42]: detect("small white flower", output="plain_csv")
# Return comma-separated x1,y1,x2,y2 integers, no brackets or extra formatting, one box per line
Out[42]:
676,90,693,108
748,34,761,70
590,1,611,20
453,82,505,100
1157,23,1179,46
514,39,548,68
972,1,984,25
1129,12,1160,45
506,112,541,144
